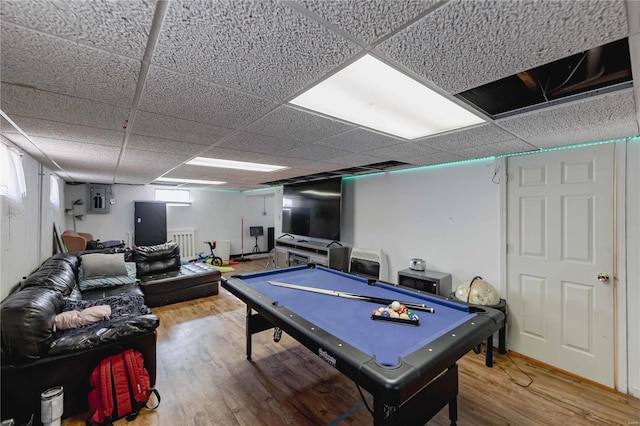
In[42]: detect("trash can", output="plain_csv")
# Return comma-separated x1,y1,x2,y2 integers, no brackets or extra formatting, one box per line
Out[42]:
216,240,230,261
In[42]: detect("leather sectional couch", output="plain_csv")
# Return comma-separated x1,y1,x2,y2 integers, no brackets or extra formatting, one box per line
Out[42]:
134,242,221,307
0,242,221,425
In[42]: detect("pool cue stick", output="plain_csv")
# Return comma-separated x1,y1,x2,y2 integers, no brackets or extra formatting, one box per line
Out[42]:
268,281,435,313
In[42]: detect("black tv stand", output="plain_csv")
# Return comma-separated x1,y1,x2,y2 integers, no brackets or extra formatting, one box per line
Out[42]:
326,240,342,248
278,233,295,240
297,239,308,243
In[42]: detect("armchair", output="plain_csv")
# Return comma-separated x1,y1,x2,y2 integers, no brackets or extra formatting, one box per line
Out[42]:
61,230,94,252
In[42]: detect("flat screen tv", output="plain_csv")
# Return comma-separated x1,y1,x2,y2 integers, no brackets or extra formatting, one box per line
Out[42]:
281,177,342,241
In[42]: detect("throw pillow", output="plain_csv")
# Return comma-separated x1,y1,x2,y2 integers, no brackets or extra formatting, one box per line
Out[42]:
81,253,127,278
53,305,111,331
78,262,136,291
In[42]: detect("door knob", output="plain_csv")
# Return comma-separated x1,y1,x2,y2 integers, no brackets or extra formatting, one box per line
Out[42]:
597,273,610,282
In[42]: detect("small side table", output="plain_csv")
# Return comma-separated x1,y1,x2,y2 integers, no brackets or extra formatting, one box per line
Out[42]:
450,293,507,367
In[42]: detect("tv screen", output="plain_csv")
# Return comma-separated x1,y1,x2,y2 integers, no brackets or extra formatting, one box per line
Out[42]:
282,178,342,241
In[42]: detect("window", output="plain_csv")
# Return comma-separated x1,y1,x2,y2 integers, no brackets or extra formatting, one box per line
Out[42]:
0,142,26,200
155,189,190,205
49,175,60,207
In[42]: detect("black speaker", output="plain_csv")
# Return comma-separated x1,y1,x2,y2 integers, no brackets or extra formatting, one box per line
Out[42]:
267,227,275,252
249,226,264,237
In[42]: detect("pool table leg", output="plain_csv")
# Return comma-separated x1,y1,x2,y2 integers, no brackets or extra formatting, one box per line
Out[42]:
485,334,494,367
245,306,280,360
246,306,253,360
449,394,457,426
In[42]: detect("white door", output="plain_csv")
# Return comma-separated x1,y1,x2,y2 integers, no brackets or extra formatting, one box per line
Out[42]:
507,143,615,387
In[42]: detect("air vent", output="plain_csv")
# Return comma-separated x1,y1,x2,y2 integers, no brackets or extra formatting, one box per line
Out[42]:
456,38,632,119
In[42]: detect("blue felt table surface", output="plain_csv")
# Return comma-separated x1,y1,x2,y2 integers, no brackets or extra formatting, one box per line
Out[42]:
236,266,475,367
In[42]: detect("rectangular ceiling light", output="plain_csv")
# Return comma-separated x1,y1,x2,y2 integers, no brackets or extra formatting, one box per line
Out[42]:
289,55,485,140
155,177,226,185
187,157,288,172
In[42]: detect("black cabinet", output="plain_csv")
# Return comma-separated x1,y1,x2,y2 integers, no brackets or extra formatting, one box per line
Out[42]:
397,268,452,296
134,201,167,246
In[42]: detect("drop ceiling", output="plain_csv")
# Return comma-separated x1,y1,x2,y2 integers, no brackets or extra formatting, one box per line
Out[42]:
1,0,639,191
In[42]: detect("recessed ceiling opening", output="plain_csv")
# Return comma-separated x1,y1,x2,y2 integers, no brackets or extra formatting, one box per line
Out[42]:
456,38,632,118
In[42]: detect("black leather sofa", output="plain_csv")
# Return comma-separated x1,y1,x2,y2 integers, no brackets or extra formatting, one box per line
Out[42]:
1,251,159,425
1,242,221,424
134,243,221,307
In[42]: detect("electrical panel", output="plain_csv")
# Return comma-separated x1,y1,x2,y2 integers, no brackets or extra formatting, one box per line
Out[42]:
87,184,110,214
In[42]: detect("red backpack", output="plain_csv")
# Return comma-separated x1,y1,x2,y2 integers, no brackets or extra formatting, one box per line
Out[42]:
88,349,160,425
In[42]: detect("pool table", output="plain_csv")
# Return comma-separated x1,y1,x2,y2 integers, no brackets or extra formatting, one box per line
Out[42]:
222,264,504,425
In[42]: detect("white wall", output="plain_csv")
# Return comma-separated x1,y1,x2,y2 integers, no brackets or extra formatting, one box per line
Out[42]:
241,191,276,253
63,184,276,257
0,151,65,299
344,159,502,294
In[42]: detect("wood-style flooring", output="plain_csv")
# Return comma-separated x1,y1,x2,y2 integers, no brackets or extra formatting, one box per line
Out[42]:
63,258,640,425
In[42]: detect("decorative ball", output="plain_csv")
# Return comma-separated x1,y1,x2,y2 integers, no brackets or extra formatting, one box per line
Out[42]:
455,276,500,306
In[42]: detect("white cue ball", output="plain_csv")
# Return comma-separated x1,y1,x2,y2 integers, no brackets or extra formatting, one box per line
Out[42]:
390,301,401,311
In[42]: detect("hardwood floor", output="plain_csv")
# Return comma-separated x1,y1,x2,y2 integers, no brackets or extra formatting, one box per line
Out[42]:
63,258,640,425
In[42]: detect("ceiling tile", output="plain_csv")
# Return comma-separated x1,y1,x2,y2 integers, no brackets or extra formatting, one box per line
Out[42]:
377,0,629,93
118,148,190,171
314,128,404,152
0,0,154,58
414,123,516,151
255,154,324,168
217,131,302,155
126,135,208,157
325,152,384,166
30,136,121,162
117,149,192,182
402,151,466,167
364,142,440,159
297,0,441,45
453,139,537,159
140,67,277,128
2,116,123,147
152,0,361,100
1,83,128,131
244,105,355,142
64,169,117,184
131,112,233,146
497,89,639,148
1,23,139,106
280,143,352,162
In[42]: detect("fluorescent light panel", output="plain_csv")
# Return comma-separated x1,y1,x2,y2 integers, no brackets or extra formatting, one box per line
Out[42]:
155,177,225,185
290,55,485,140
187,157,288,172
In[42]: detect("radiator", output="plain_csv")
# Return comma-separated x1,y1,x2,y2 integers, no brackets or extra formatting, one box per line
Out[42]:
168,229,196,259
